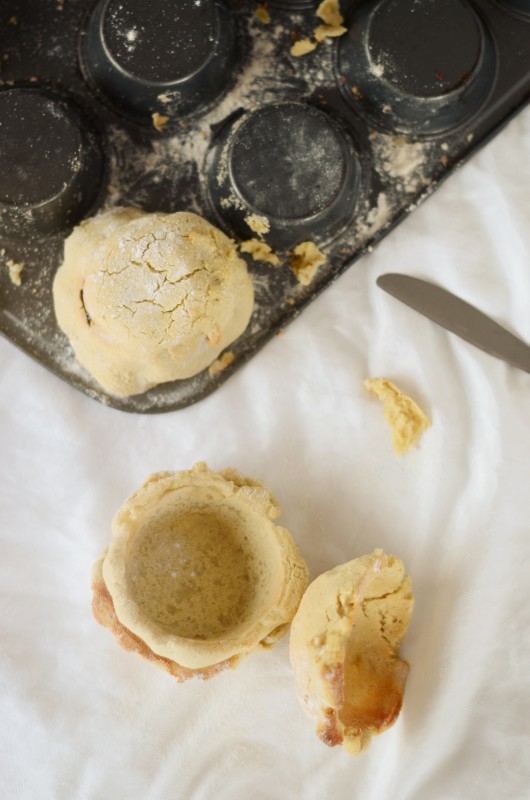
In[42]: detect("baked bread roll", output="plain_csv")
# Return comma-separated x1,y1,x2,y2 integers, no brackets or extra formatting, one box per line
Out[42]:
53,209,254,396
92,463,309,680
289,550,414,754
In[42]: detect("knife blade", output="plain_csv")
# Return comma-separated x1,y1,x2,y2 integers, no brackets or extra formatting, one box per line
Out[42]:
377,273,530,374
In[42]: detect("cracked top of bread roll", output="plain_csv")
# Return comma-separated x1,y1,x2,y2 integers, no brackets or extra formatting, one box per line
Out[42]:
53,208,254,396
289,550,414,755
98,462,309,671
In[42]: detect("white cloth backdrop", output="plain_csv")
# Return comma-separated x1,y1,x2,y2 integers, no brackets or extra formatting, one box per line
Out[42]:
1,105,529,800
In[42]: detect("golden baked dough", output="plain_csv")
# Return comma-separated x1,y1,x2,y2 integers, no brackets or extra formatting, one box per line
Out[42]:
208,350,235,377
92,556,237,682
240,238,280,266
289,550,414,755
6,258,24,286
289,241,326,285
94,463,309,676
317,0,344,26
53,209,254,396
151,112,169,132
254,5,271,25
364,378,431,455
314,24,347,42
291,39,318,57
244,214,270,235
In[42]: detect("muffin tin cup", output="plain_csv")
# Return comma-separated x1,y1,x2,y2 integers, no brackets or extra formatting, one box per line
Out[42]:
206,101,363,250
79,0,240,129
336,0,497,137
0,87,105,238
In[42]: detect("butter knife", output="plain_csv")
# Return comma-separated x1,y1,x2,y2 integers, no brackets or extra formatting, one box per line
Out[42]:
377,273,530,374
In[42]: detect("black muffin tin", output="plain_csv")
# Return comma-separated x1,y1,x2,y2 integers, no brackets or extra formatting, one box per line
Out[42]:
0,0,528,412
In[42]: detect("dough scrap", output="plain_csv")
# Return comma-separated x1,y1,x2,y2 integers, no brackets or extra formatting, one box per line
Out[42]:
208,350,235,377
255,4,271,24
289,550,414,755
151,112,170,132
244,213,270,236
314,24,347,42
95,463,309,673
364,378,431,455
290,241,326,285
240,238,280,266
292,1,347,57
6,258,24,286
52,209,254,396
291,39,317,58
317,0,344,26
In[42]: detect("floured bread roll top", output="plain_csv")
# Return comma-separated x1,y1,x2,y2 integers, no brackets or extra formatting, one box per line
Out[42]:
93,462,309,677
289,550,414,755
53,209,254,396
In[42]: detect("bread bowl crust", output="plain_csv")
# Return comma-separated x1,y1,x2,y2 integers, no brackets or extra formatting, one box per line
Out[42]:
92,557,237,682
289,549,413,755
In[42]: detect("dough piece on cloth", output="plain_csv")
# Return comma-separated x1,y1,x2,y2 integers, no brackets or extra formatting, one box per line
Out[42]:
364,378,431,455
93,462,309,679
289,550,414,755
53,209,254,396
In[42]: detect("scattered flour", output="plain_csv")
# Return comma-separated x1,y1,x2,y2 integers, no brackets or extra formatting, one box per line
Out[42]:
371,134,432,193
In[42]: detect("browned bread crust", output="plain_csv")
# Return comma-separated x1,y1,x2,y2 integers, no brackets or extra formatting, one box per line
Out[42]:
289,550,414,755
91,569,238,682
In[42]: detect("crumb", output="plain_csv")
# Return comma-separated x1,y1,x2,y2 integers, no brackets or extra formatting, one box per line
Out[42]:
291,0,347,57
6,258,24,287
255,4,270,24
240,239,280,266
152,112,170,132
208,351,235,377
351,86,364,100
244,214,270,236
291,39,317,57
317,0,344,26
364,378,431,456
314,24,347,42
8,16,17,25
289,242,326,285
